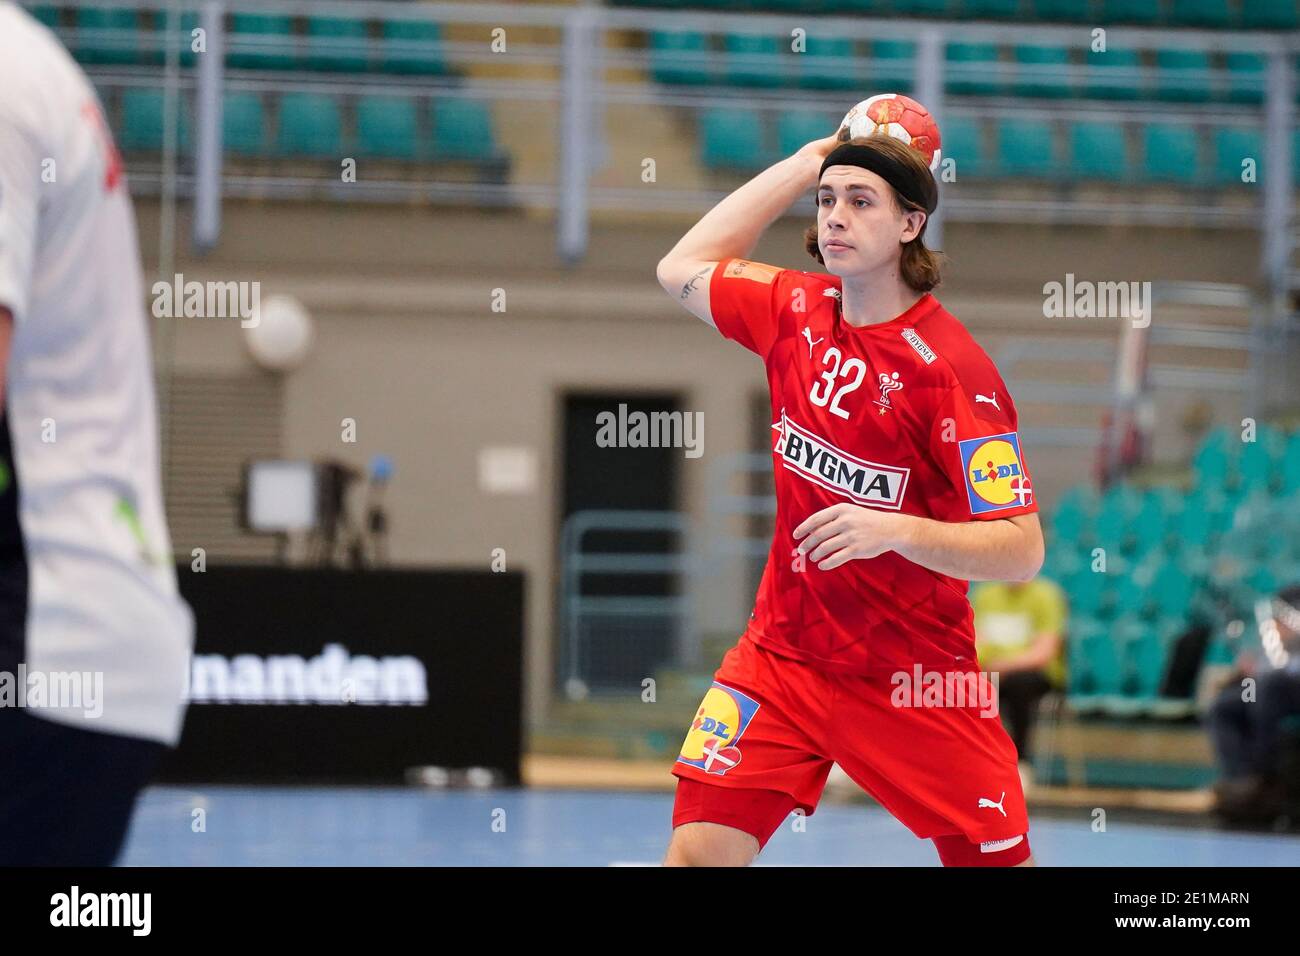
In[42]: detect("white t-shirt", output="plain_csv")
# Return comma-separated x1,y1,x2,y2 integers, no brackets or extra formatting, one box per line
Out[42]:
0,3,192,746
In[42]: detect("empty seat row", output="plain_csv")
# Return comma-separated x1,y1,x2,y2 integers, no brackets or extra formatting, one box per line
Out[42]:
651,33,1281,105
700,109,1285,186
112,89,501,162
29,8,449,75
621,1,1297,30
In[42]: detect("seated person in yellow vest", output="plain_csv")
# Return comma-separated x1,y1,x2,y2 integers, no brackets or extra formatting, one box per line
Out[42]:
971,579,1068,788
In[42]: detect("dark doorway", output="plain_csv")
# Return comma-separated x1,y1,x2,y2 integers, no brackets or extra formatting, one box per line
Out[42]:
559,393,683,692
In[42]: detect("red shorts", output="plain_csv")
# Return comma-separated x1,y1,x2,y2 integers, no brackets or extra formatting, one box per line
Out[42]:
671,635,1030,865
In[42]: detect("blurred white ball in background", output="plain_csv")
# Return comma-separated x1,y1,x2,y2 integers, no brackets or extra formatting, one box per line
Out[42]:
244,293,314,371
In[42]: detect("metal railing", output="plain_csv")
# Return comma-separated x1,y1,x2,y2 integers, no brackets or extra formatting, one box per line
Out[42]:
558,509,694,697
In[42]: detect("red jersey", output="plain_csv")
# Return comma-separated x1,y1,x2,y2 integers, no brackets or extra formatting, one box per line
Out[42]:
709,257,1038,674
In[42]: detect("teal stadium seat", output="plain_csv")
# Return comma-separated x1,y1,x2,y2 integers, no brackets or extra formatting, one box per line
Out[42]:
1171,0,1233,28
1127,488,1174,556
1050,485,1099,546
29,6,60,28
1242,1,1299,29
1127,631,1167,699
431,98,501,162
1031,0,1092,18
175,12,201,69
1205,634,1236,666
1070,121,1129,181
649,31,709,86
276,93,343,158
306,17,370,73
700,108,768,172
1111,571,1149,620
1043,543,1084,580
74,8,141,66
1245,565,1279,601
1192,424,1243,493
356,96,420,160
118,88,191,152
1218,527,1260,566
1099,0,1163,24
1013,46,1073,99
1101,616,1151,714
228,14,297,71
871,40,916,93
1171,490,1231,552
1084,47,1143,100
965,0,1021,17
1065,567,1108,619
1148,559,1196,618
223,92,266,156
1070,628,1125,709
1093,483,1139,556
798,36,857,91
381,20,447,76
105,10,196,69
946,43,1003,97
1142,123,1200,183
1283,433,1300,493
997,119,1056,178
724,33,784,89
1225,54,1265,106
941,116,990,178
764,0,832,10
777,111,837,159
1239,425,1286,492
890,0,956,14
1153,49,1213,103
1213,128,1262,185
1156,615,1188,646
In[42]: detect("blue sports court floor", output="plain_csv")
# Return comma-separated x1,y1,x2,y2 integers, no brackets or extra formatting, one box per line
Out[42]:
119,787,1300,866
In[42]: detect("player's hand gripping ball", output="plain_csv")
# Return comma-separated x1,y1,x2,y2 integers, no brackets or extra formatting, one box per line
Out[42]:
837,93,942,173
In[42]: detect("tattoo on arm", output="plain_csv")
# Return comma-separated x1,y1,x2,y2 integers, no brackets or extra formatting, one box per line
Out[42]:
680,267,711,300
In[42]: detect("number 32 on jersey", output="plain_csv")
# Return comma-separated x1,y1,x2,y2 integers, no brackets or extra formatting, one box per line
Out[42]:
808,346,866,420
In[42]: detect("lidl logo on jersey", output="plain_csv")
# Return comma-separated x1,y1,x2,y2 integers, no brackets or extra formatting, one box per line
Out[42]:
677,682,760,776
772,411,909,510
959,432,1033,514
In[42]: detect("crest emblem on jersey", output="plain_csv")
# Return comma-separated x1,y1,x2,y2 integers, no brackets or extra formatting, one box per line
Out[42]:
677,682,761,776
959,432,1032,514
874,371,903,411
772,409,910,509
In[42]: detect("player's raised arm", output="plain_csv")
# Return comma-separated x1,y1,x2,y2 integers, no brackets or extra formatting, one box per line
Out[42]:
655,131,841,327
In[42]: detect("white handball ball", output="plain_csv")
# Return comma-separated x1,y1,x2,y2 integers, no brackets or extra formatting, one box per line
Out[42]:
244,293,315,372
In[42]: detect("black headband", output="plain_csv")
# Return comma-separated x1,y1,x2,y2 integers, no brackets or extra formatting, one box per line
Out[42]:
819,142,938,215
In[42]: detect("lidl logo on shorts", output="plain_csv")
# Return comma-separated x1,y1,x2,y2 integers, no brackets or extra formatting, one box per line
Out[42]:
676,682,760,776
959,432,1032,515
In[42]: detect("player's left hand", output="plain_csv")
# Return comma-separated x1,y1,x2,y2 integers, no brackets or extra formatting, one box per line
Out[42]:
793,503,909,571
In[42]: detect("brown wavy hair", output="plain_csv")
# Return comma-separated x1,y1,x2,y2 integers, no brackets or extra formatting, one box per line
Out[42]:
804,135,945,293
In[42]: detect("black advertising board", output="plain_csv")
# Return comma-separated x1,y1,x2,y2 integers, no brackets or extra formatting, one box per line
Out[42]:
159,567,524,784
